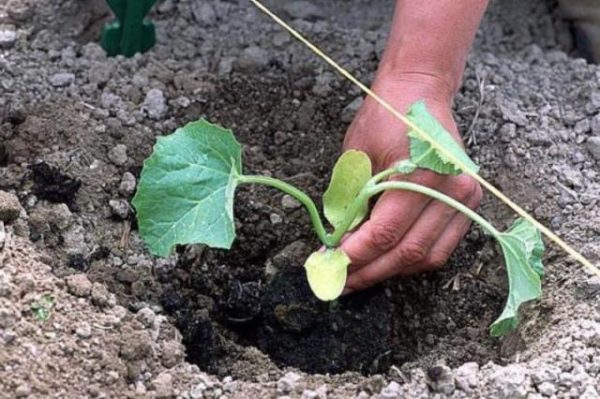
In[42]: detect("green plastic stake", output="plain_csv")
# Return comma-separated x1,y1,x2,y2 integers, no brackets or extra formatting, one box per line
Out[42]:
101,0,158,57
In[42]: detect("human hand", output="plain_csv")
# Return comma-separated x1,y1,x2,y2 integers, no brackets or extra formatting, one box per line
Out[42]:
341,73,483,293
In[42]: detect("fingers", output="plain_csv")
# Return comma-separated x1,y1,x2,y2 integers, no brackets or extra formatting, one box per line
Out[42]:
340,171,444,265
344,176,482,293
419,212,473,271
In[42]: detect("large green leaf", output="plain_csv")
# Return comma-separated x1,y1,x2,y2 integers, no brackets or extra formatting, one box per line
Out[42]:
304,249,351,301
323,150,372,230
490,218,545,336
407,101,479,176
132,119,242,256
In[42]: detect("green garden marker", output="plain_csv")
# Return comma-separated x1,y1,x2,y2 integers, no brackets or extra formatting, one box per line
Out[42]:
101,0,158,57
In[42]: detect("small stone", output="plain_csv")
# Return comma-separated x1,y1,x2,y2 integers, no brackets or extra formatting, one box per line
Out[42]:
341,97,363,123
87,62,112,86
273,32,290,47
174,96,191,108
0,190,23,222
490,365,528,399
142,89,167,120
49,72,75,87
160,340,184,368
191,1,216,25
48,203,72,231
190,383,207,399
0,270,11,297
301,389,318,399
108,144,128,166
274,131,288,145
499,102,528,126
157,0,174,13
109,199,130,219
151,372,174,398
277,371,303,394
581,386,599,399
281,195,301,210
120,329,153,360
136,307,156,328
282,1,324,21
426,365,455,395
586,136,600,161
66,274,93,297
223,376,237,393
531,366,559,384
537,381,556,397
591,114,600,135
455,362,479,392
270,213,283,225
234,46,270,74
574,119,590,134
81,43,106,60
379,381,401,399
91,282,113,307
499,123,517,143
7,0,34,21
0,222,5,250
0,24,17,49
312,73,334,97
119,172,137,196
590,91,600,110
101,92,124,114
15,384,31,398
75,321,92,338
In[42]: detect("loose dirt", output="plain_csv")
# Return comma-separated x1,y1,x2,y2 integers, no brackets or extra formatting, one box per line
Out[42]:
1,0,599,398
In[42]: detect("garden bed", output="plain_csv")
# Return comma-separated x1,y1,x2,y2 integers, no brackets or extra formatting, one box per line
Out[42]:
1,0,599,397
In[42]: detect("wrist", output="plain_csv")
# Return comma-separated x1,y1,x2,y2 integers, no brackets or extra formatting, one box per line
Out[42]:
378,59,460,97
371,67,456,110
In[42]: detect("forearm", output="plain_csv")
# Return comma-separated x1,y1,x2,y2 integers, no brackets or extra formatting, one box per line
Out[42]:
377,0,489,99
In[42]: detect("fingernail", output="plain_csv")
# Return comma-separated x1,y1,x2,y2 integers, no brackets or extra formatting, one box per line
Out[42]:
341,287,353,296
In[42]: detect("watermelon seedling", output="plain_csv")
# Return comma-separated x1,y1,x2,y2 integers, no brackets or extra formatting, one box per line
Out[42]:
132,101,544,336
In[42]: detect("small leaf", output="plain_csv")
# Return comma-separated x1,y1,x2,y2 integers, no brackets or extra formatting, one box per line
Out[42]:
323,150,372,230
30,295,54,322
132,119,242,256
490,218,545,336
407,101,479,176
305,249,351,301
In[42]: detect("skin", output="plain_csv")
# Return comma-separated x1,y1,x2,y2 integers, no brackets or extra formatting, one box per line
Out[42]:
342,0,489,293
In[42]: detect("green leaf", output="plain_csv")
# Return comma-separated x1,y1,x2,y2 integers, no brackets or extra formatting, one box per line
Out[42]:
323,150,372,230
304,249,351,301
30,295,54,322
132,119,242,256
490,218,545,336
406,101,479,176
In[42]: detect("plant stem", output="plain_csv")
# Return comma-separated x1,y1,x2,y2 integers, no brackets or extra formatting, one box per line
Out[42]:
370,181,500,238
328,177,501,248
371,168,396,183
238,175,332,246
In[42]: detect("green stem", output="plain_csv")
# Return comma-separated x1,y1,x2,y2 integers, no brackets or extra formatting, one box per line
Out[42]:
370,181,500,238
328,178,501,247
371,168,396,183
238,175,332,246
